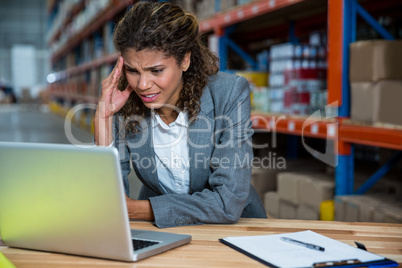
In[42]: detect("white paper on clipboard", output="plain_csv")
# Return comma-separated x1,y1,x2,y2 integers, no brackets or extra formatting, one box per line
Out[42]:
221,230,384,268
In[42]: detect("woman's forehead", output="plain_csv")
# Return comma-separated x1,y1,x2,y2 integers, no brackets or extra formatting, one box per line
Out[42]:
123,49,176,67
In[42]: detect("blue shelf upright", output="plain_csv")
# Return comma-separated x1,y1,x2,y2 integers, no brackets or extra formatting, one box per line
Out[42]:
329,0,397,195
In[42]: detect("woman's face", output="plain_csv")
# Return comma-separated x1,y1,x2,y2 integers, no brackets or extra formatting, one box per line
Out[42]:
122,49,190,111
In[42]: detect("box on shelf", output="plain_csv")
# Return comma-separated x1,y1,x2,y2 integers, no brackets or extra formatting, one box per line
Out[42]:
351,80,402,125
264,191,280,218
350,40,402,82
297,205,319,220
334,195,402,223
344,197,360,222
236,71,269,87
251,167,277,201
299,173,334,211
277,172,306,205
279,200,297,219
373,210,387,223
252,87,270,113
334,196,346,221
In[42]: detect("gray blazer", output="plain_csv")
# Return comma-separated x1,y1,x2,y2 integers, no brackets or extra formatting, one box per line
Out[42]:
113,72,267,228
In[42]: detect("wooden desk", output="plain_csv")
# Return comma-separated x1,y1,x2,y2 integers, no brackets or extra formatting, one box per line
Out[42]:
1,219,401,267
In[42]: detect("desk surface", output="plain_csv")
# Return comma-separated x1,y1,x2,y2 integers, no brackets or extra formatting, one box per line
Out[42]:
1,219,401,267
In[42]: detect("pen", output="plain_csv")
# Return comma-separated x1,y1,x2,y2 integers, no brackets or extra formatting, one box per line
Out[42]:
280,237,325,252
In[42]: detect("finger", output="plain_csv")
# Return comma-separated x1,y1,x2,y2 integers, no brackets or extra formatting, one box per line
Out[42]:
106,55,122,81
117,56,124,73
110,61,122,88
122,84,134,97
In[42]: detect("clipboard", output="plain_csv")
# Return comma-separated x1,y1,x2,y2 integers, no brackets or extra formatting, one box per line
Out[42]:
219,230,398,268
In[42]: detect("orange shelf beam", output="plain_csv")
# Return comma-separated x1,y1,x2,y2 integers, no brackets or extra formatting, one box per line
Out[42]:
339,124,402,151
251,113,337,140
199,0,305,33
251,114,402,151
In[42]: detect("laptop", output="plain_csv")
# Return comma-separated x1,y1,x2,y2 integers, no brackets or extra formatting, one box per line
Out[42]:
0,141,191,262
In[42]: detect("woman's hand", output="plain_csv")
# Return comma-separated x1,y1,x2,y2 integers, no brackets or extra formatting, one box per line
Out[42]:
94,56,133,146
97,56,133,120
125,195,155,221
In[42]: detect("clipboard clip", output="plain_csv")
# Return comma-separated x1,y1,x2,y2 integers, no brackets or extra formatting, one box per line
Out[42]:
313,259,362,267
354,241,367,251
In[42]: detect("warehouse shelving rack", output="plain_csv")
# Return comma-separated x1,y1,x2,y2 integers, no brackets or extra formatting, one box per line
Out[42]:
205,0,402,195
47,0,402,196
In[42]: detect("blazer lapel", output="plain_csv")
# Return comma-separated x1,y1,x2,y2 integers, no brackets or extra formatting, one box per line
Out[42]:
188,86,215,193
127,113,162,194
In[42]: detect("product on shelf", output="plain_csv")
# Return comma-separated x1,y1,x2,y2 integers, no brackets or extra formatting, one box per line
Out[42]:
48,0,111,56
235,71,269,113
335,194,402,223
351,80,402,126
268,42,327,115
350,40,402,82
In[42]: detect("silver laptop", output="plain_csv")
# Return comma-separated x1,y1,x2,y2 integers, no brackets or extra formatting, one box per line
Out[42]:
0,141,191,262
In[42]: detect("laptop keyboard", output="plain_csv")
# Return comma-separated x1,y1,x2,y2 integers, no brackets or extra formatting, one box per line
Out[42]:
132,239,160,250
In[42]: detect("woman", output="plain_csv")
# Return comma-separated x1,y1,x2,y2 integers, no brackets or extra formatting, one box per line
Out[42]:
94,1,266,228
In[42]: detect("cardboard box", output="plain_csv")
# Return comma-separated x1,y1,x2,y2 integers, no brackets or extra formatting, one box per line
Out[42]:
359,203,375,222
351,81,402,125
378,197,402,223
251,168,277,201
383,208,402,223
297,205,319,220
343,196,360,222
373,210,386,223
350,40,402,82
350,82,373,123
357,196,382,222
279,200,297,219
299,174,334,211
277,173,310,205
264,191,280,218
334,196,345,221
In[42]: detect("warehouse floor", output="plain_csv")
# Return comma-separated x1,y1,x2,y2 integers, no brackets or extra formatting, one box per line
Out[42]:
0,104,142,198
0,104,92,144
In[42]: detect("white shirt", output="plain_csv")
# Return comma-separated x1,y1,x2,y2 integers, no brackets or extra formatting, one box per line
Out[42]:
151,111,190,194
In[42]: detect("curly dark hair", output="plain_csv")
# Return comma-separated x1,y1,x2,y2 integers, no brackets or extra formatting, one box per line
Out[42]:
113,1,219,133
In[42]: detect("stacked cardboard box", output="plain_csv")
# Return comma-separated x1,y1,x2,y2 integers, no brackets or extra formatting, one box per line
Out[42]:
259,158,327,218
335,194,402,223
251,167,277,201
350,40,402,126
263,171,334,220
